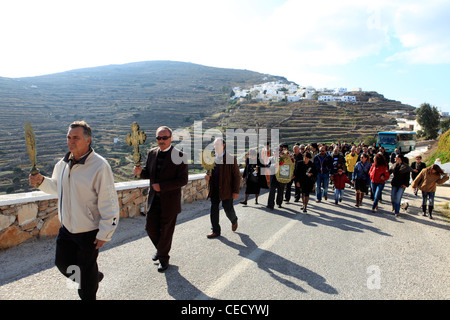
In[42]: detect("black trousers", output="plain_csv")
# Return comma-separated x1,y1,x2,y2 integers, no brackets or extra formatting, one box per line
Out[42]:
284,180,294,201
210,192,237,235
268,176,285,208
55,226,99,300
145,196,178,264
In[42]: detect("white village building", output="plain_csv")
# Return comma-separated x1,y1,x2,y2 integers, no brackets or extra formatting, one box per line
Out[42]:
318,95,356,102
232,81,316,102
232,82,358,103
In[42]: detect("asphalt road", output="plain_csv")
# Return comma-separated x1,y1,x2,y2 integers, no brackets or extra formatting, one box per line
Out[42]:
1,184,449,302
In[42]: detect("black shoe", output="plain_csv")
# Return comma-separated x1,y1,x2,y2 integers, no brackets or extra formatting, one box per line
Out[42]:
158,261,169,272
152,252,159,261
98,272,104,283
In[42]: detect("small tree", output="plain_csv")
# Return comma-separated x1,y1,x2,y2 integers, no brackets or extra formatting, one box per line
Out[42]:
363,135,377,146
440,118,450,133
416,103,440,139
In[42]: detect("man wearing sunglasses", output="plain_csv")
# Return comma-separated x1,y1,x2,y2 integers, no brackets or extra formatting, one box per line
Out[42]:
134,126,188,272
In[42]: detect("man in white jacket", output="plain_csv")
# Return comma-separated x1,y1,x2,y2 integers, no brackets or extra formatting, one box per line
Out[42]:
29,121,119,300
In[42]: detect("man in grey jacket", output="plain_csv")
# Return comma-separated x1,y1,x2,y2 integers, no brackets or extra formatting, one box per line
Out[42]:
29,121,120,300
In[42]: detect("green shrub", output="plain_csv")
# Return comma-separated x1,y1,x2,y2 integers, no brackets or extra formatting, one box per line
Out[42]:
427,128,450,166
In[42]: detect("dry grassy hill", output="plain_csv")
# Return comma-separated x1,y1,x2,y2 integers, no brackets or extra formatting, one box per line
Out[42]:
0,61,283,194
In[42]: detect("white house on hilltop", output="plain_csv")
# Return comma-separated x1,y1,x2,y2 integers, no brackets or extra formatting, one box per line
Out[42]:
333,88,348,95
318,95,334,102
340,96,357,102
232,82,358,103
231,81,316,102
318,95,356,102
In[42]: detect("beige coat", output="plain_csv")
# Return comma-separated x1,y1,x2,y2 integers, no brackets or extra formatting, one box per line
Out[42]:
40,150,120,241
411,166,449,193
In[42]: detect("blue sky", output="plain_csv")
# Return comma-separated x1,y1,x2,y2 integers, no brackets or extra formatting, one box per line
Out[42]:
1,0,449,112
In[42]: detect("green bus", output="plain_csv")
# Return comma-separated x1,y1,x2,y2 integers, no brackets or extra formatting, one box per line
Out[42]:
377,131,417,154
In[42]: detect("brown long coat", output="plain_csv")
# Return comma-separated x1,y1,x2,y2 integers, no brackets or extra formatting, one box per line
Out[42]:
411,166,449,193
140,146,188,215
207,152,241,200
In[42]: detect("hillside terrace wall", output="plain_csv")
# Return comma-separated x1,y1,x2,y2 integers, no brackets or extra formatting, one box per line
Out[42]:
0,171,244,250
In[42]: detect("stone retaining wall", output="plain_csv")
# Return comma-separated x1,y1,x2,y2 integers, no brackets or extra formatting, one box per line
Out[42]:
0,172,234,250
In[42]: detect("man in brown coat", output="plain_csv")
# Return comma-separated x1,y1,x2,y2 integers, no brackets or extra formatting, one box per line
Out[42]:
134,126,188,272
205,138,241,238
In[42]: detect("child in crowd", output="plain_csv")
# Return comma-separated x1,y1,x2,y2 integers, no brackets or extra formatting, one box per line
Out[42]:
333,165,351,204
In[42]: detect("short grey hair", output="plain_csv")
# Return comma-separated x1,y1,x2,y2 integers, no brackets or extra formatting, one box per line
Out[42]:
69,120,92,139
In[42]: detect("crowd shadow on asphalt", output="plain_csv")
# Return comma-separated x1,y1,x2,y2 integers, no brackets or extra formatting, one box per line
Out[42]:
257,193,392,237
265,184,450,232
2,186,448,288
393,203,450,231
380,184,450,231
217,233,338,297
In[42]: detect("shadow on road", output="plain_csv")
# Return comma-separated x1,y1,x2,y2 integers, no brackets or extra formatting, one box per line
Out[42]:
218,233,338,296
164,265,217,300
303,206,393,237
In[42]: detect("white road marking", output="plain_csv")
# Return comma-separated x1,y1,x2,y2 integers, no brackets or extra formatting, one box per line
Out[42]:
195,217,299,300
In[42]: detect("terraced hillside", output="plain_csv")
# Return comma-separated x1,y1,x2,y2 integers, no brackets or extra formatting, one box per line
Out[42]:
202,92,415,145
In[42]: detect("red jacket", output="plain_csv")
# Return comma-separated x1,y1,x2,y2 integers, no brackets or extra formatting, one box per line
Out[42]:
333,173,351,189
369,165,390,183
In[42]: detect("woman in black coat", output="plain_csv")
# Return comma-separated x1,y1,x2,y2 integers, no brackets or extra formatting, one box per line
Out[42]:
411,155,426,196
294,152,317,213
241,149,261,205
389,154,412,216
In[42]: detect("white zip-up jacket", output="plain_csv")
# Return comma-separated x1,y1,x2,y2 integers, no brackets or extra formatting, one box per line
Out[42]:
39,149,119,241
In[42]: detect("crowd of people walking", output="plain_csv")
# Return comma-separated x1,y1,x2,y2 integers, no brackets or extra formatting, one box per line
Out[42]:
240,141,449,218
27,120,448,298
25,119,448,300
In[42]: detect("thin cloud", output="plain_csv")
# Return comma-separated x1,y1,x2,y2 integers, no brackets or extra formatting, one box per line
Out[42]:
388,0,450,64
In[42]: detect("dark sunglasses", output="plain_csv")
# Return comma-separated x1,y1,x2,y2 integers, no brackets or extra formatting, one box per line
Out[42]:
156,136,171,141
